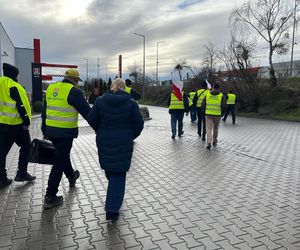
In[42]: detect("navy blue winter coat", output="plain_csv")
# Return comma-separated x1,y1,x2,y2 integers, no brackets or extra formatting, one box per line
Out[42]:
87,90,144,172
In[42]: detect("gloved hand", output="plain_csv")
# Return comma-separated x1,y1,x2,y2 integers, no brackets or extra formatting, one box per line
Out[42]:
22,125,29,130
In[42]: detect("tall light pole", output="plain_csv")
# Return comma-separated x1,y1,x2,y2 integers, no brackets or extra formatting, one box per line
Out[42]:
81,58,88,95
97,58,100,79
156,41,165,85
134,32,145,99
105,64,108,81
290,0,298,77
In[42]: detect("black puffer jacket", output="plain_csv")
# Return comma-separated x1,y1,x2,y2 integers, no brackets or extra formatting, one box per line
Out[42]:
87,90,144,172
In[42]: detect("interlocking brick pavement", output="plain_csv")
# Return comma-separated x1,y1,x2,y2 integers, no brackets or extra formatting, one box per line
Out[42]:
0,105,299,249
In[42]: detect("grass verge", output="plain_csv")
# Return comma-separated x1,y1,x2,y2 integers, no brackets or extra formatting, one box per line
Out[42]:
239,108,300,122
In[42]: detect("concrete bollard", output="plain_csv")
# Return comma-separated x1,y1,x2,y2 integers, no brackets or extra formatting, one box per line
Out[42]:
139,107,152,120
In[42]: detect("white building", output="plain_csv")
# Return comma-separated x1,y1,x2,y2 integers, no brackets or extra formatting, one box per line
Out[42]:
0,22,33,92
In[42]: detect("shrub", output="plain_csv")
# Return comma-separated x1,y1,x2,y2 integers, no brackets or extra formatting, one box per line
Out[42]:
33,101,43,113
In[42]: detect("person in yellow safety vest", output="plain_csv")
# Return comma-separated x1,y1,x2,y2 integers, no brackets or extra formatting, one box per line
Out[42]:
201,83,226,149
188,89,197,122
0,63,36,188
124,79,141,100
168,87,189,139
41,69,91,209
193,81,209,141
222,90,237,124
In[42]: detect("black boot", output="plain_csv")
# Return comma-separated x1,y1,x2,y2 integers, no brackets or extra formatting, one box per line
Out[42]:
44,195,63,209
69,170,80,187
14,172,36,182
0,178,12,188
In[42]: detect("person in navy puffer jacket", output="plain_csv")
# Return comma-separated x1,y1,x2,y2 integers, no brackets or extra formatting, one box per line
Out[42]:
88,78,144,221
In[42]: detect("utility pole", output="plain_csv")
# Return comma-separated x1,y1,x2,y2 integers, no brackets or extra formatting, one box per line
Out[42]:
134,33,146,99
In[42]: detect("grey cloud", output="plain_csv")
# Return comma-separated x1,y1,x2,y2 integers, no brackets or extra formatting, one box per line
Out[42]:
1,0,270,78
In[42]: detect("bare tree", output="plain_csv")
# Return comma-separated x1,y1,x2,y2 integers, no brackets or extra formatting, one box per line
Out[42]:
174,59,188,80
202,41,219,74
128,63,142,84
230,0,299,87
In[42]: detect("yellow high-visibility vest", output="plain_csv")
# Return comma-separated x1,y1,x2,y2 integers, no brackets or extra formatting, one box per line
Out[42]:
183,91,193,107
196,89,209,107
0,76,32,125
125,86,131,94
46,82,78,128
189,91,196,100
227,93,236,105
205,93,223,116
169,93,184,110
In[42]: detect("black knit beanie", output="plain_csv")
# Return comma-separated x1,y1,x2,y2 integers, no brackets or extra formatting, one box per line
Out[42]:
2,63,19,81
125,79,132,86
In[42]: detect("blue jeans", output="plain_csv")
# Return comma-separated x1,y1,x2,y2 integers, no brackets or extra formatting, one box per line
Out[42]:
223,105,236,123
105,171,127,213
197,108,206,137
170,112,184,136
190,107,197,122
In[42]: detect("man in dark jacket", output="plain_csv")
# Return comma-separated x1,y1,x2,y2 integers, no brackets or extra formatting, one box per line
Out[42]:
88,78,144,220
193,81,209,141
42,69,91,208
0,63,36,188
125,79,141,100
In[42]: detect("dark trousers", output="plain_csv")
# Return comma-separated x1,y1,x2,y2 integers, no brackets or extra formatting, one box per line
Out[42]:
170,112,184,136
197,108,206,137
223,105,236,123
46,137,75,197
105,171,127,213
190,107,197,122
0,127,31,179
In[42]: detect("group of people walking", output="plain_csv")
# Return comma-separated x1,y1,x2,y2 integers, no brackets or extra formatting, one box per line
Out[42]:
1,61,236,220
168,81,237,149
0,63,143,221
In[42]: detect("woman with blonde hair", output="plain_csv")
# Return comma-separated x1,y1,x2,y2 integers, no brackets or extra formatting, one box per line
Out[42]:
111,77,126,92
88,78,144,220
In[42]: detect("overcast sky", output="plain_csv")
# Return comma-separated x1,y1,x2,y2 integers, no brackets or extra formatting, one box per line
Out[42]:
0,0,298,81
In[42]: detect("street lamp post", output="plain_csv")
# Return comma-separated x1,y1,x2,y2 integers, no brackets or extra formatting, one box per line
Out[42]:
97,58,100,79
81,58,88,95
156,41,165,85
133,32,145,99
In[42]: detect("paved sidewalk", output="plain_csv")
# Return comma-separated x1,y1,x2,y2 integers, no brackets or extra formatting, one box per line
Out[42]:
0,105,299,250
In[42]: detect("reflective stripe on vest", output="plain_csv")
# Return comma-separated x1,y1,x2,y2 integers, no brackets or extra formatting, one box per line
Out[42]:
0,76,32,125
196,89,209,107
125,86,131,94
205,93,223,116
169,93,184,110
227,93,236,105
0,111,20,118
46,82,78,128
0,101,16,108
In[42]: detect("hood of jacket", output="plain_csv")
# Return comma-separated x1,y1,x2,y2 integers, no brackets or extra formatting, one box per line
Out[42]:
102,90,132,107
210,89,221,95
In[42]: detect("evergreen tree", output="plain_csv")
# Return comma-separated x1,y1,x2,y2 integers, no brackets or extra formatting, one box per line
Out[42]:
108,77,112,89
